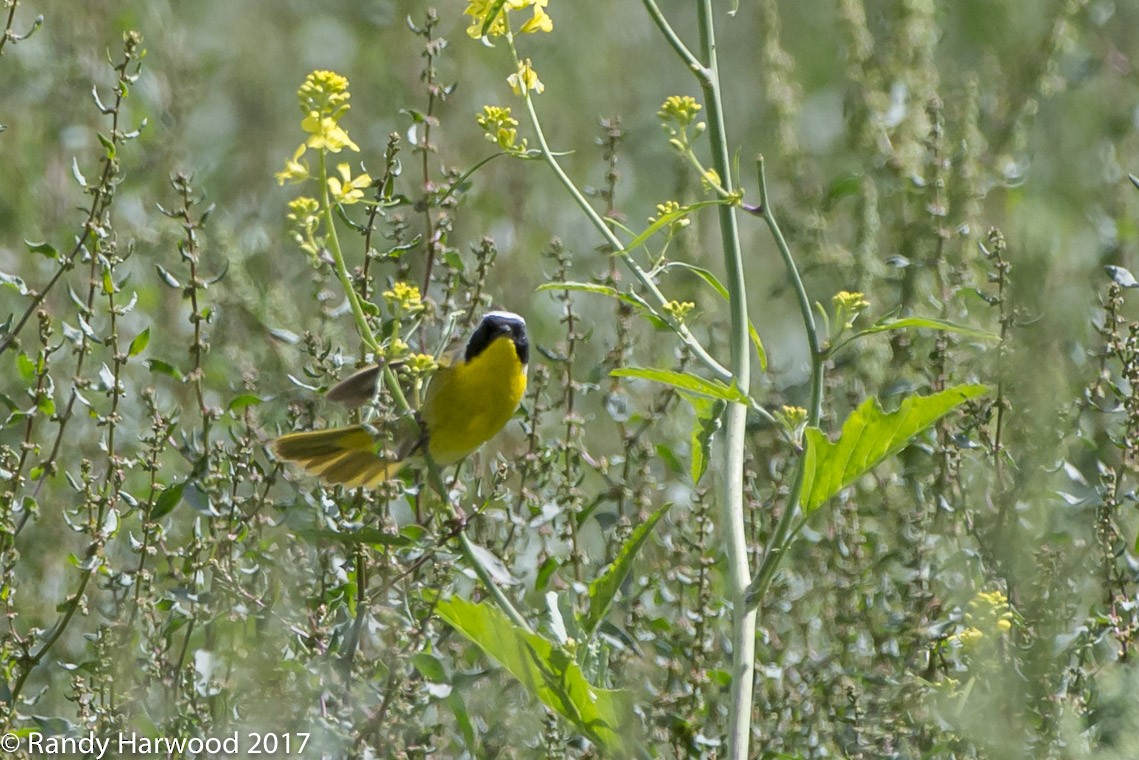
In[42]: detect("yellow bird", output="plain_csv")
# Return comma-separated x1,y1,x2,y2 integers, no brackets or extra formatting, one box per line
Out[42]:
274,311,529,488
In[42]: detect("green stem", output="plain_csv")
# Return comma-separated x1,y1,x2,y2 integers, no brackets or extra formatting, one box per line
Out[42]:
746,159,824,608
318,151,380,355
420,446,532,633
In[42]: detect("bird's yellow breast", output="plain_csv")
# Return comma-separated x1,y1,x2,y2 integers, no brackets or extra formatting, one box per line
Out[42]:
419,335,527,464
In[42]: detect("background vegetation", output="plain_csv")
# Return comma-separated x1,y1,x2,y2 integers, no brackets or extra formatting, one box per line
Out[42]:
2,0,1139,757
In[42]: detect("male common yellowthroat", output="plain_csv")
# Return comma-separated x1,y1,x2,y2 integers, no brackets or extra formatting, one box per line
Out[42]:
274,311,528,488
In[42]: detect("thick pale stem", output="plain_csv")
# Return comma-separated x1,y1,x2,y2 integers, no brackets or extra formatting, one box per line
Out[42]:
693,2,755,758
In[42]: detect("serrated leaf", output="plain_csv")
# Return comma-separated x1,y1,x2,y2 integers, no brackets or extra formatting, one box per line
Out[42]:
800,384,988,514
611,366,748,404
581,502,671,639
436,596,635,757
128,327,150,357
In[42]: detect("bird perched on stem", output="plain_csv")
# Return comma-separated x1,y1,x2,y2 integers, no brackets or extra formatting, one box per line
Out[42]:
274,311,528,488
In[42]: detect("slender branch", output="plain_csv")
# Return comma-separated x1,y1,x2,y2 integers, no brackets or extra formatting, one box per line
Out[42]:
318,151,380,355
642,0,706,75
746,157,824,609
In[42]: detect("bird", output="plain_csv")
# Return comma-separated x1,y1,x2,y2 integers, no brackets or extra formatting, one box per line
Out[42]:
273,311,529,489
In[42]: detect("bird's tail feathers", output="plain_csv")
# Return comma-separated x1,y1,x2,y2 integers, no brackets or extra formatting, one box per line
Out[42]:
273,425,402,489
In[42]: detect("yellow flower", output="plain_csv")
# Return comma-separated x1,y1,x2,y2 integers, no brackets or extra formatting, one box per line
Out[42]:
286,196,320,225
477,105,523,151
832,291,870,313
297,70,351,119
385,338,411,359
464,0,552,38
303,113,360,153
327,163,372,205
382,282,424,314
401,353,439,378
520,0,553,33
650,200,691,235
507,59,544,96
658,95,702,127
276,144,310,185
663,300,695,322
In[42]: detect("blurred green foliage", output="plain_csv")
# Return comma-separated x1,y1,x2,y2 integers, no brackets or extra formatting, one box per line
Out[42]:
3,0,1139,757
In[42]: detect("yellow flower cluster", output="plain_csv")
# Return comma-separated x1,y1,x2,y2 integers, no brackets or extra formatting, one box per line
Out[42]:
948,589,1015,648
663,300,696,322
463,0,553,39
477,105,524,152
832,290,870,330
277,71,371,206
401,353,440,379
383,282,425,315
658,95,703,127
833,291,870,313
649,200,691,235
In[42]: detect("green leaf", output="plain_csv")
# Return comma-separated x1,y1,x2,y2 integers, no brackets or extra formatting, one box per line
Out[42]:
411,652,448,683
446,690,477,753
535,281,649,313
611,366,748,405
581,502,671,638
150,481,186,521
24,240,58,259
853,316,999,343
97,131,116,158
227,393,263,412
618,199,725,255
657,261,767,370
436,596,635,757
128,326,150,357
654,444,684,476
147,358,183,380
684,393,725,484
0,271,30,295
478,0,510,37
800,384,988,514
823,172,863,210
